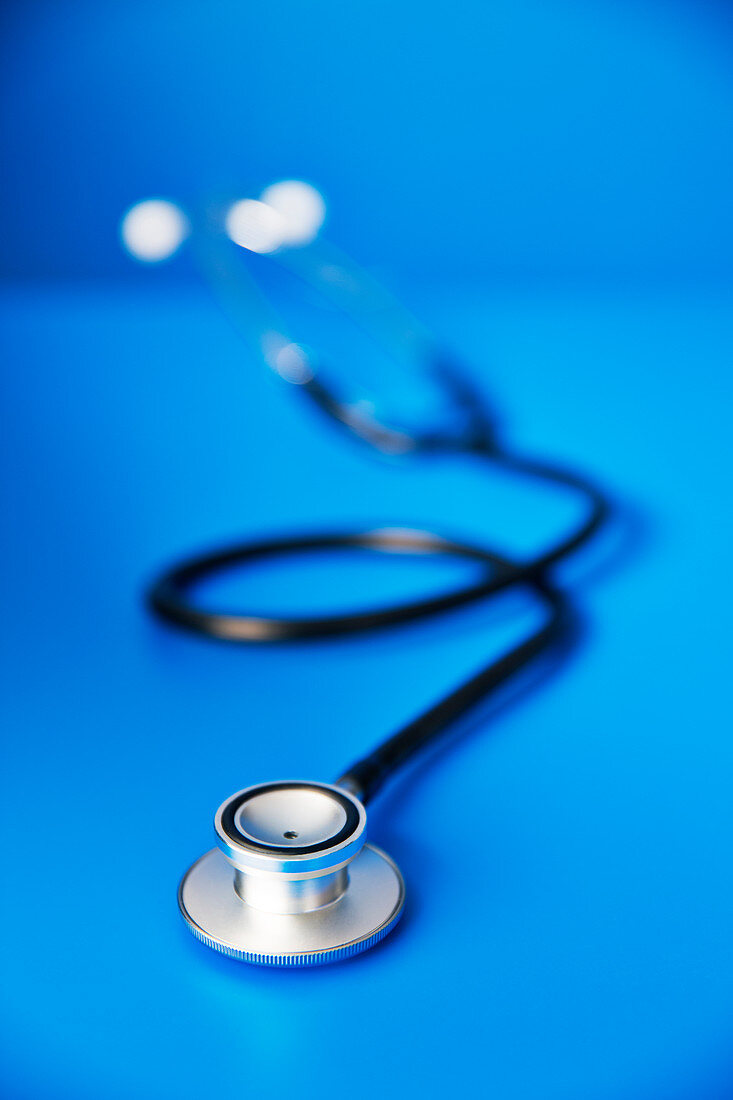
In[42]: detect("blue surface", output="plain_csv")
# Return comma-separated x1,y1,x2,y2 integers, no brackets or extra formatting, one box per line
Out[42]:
2,282,733,1099
3,0,733,1096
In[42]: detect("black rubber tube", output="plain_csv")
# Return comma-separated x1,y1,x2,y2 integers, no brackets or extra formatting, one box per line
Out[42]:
148,438,609,802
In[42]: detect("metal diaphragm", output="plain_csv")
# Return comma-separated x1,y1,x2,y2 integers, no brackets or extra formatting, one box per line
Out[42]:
178,779,405,966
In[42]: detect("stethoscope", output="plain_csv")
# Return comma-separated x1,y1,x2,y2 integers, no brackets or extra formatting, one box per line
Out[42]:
131,183,611,966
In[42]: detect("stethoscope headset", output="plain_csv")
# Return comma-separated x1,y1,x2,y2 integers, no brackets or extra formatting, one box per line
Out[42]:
134,183,611,967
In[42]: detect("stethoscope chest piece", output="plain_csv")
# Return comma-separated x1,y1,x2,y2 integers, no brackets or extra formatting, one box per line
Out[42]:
178,780,405,966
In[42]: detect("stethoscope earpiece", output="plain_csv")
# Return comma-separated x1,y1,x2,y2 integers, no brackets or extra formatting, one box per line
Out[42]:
178,780,405,966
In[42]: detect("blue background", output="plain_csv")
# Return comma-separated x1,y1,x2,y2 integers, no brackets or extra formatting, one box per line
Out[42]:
2,3,733,1099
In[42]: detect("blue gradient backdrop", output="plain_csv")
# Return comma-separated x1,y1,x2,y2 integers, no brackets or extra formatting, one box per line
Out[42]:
2,3,733,1099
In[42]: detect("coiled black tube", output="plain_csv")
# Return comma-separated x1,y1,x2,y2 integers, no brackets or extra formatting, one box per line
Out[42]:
149,426,609,803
